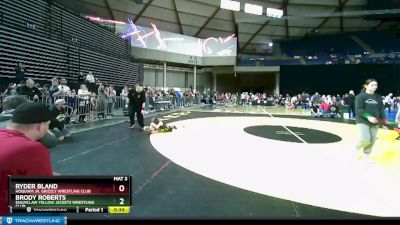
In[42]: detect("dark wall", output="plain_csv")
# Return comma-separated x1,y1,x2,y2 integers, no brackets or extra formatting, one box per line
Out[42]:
217,73,275,93
280,64,400,96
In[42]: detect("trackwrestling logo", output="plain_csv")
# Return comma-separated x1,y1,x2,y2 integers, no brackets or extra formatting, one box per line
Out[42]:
1,216,65,225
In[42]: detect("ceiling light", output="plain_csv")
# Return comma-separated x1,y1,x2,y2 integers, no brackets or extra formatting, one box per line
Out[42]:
244,3,263,15
266,8,283,18
220,0,240,11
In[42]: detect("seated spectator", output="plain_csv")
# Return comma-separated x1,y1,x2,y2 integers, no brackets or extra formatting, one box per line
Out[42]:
2,83,18,96
0,96,57,148
34,82,41,90
18,79,41,101
326,104,340,118
310,102,321,118
145,117,177,134
0,102,55,216
16,80,25,94
0,96,29,123
320,100,331,117
50,99,71,142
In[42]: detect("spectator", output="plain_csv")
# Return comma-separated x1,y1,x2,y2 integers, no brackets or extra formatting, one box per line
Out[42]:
383,93,394,113
175,90,183,108
49,99,71,142
108,85,117,117
18,79,41,101
97,83,106,119
327,104,340,119
16,80,25,94
320,100,331,117
0,96,57,148
300,92,309,109
89,92,98,121
2,83,18,96
78,72,85,83
58,78,70,95
344,90,356,119
86,71,95,83
0,102,54,216
64,90,76,125
121,86,129,114
105,86,113,119
311,92,321,104
77,84,91,123
41,84,50,99
15,63,26,84
0,96,29,123
34,82,41,90
48,78,62,106
85,71,96,92
310,102,321,118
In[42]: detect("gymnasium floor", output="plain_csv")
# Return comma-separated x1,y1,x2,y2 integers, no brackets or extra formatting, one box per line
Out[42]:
51,105,400,218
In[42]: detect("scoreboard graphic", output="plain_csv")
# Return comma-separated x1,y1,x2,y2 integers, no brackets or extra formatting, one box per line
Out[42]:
8,176,132,214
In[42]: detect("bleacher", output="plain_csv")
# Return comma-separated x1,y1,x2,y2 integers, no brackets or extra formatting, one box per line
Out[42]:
0,0,130,59
54,6,130,59
0,25,70,81
237,54,302,66
355,30,400,53
261,59,302,66
80,48,142,86
281,33,364,57
0,0,142,87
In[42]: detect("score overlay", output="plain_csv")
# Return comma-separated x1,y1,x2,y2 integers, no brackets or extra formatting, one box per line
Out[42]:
8,176,132,214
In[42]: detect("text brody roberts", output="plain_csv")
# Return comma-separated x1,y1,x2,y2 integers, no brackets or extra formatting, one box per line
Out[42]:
15,195,66,201
15,184,58,189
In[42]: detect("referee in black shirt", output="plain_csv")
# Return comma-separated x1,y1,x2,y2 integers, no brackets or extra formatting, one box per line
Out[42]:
128,84,146,129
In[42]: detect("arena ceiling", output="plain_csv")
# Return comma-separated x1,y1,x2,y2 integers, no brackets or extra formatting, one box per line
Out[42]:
54,0,399,54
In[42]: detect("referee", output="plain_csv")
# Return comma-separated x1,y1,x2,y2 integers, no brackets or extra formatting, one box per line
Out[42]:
127,84,146,129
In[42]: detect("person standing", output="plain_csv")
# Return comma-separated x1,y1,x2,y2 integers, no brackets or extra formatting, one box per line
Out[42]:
344,90,356,119
58,78,71,95
395,107,400,129
383,93,394,113
85,71,96,92
127,84,145,129
97,83,106,119
121,86,129,115
77,84,90,123
0,102,54,216
48,78,62,106
355,79,387,160
15,63,26,84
